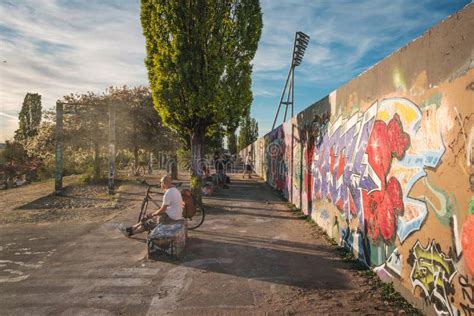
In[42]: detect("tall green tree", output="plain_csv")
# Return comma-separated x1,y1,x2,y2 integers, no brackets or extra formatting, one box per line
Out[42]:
141,0,262,196
216,0,261,143
238,114,258,152
227,132,237,155
14,93,42,143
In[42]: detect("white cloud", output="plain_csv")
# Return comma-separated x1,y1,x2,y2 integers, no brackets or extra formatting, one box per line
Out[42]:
0,0,468,141
0,0,148,142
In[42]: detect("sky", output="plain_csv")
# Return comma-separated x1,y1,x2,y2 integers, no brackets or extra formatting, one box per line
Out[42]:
0,0,471,142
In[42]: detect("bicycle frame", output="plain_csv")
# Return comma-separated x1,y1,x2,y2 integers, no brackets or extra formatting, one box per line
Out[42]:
138,185,161,223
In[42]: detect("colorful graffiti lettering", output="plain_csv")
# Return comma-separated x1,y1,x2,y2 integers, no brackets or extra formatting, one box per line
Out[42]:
266,133,287,192
363,113,409,242
311,102,378,227
387,99,446,242
408,240,457,315
310,98,446,244
300,112,330,215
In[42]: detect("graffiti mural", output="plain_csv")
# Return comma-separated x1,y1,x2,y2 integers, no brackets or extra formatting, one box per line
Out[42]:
265,121,293,199
241,6,474,313
310,98,447,245
382,99,447,240
299,112,330,215
311,102,378,227
408,240,457,315
266,126,287,195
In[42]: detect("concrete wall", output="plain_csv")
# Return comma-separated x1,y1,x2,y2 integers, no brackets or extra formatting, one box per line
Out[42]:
241,4,474,315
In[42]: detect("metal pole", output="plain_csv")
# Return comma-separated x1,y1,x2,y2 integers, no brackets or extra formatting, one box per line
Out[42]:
271,66,293,130
291,67,295,118
283,69,294,122
54,101,63,195
108,102,116,195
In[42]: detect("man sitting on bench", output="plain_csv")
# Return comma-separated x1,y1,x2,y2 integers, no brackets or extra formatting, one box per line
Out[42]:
119,175,183,237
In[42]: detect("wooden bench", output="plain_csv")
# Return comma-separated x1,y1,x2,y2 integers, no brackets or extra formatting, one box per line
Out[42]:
147,220,187,260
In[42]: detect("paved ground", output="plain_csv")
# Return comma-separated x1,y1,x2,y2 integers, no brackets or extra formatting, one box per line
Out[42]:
0,174,404,315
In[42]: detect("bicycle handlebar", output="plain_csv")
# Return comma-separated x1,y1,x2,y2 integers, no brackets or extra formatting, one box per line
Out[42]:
140,179,183,189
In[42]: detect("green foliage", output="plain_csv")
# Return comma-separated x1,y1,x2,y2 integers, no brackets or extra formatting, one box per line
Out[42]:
141,0,262,179
1,140,27,164
107,86,179,154
177,148,191,161
14,93,42,143
358,270,423,314
190,175,202,189
237,114,258,152
227,132,237,155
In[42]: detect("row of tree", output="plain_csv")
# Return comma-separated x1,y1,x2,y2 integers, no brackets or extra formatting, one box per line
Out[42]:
1,88,180,183
141,0,263,196
2,0,264,191
1,86,259,185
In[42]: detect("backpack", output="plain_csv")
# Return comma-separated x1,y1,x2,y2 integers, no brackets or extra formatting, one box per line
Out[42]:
181,189,196,218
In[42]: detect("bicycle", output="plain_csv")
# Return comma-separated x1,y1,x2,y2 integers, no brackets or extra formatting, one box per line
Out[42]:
138,181,205,230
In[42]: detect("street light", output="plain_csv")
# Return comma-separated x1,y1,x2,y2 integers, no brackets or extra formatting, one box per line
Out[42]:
271,31,310,130
292,31,310,66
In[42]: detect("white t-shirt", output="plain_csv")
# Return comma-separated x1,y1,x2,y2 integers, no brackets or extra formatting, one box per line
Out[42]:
163,187,183,220
245,155,251,165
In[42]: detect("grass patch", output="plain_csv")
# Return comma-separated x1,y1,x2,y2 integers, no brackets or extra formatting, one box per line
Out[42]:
359,270,423,315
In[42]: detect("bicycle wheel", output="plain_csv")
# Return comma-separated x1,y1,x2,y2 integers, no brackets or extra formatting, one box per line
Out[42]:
138,198,149,222
187,201,205,230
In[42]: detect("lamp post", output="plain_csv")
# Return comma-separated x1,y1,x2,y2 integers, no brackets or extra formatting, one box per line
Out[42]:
271,31,310,130
270,32,309,205
54,101,63,195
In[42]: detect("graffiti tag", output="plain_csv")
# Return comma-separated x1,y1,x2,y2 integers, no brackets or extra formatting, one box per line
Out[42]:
408,240,457,315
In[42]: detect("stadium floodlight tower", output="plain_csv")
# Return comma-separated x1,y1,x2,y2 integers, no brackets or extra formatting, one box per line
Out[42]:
271,31,310,130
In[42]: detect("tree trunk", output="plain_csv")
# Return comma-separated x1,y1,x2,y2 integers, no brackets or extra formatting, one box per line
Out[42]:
190,127,205,203
148,152,153,175
170,153,178,180
133,146,139,176
93,141,100,181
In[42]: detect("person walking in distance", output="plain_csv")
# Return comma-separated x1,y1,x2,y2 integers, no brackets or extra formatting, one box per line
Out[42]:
243,151,253,179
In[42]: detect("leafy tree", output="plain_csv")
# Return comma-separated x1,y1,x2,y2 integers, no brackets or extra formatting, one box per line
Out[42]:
238,114,258,152
0,140,41,181
107,86,179,175
14,93,42,143
62,92,108,180
141,0,262,196
1,140,27,165
217,0,261,137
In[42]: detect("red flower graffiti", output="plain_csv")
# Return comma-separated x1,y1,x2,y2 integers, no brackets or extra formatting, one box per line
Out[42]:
363,113,410,242
461,215,474,275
